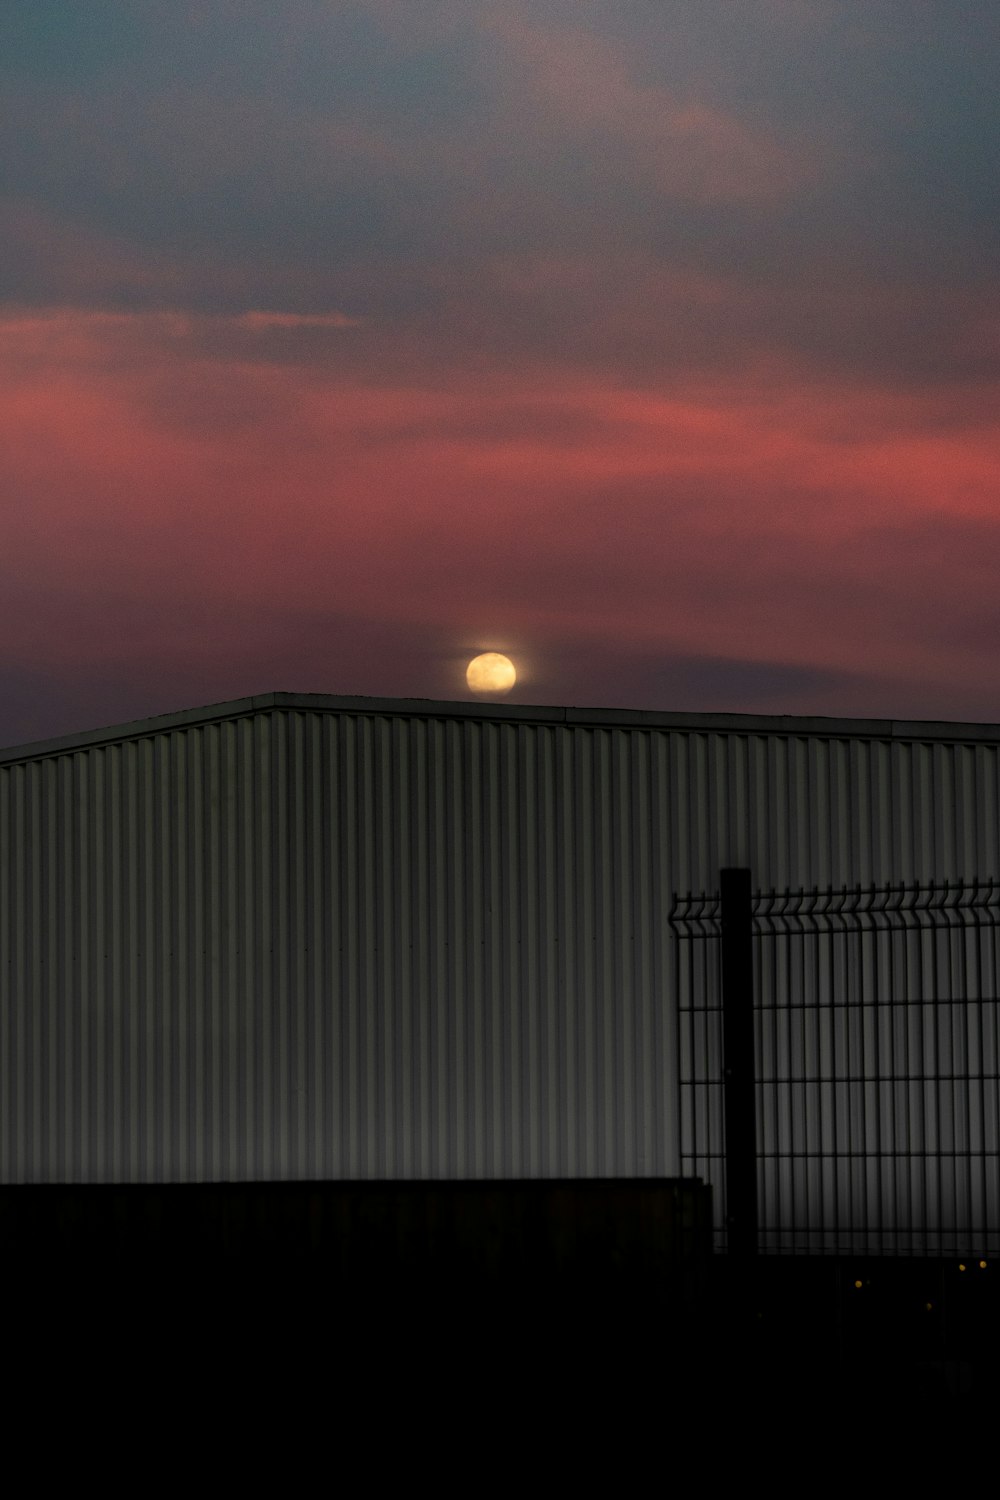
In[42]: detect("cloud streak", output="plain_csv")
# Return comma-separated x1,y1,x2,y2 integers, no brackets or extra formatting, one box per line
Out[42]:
1,2,999,742
3,305,999,730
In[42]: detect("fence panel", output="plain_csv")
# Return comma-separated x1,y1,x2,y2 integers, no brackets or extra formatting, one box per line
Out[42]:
671,877,1000,1255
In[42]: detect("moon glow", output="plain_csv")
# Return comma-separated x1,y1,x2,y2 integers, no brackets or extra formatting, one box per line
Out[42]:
466,652,516,695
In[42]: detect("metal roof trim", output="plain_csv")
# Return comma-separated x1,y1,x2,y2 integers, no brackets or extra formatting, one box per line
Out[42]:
2,690,1000,766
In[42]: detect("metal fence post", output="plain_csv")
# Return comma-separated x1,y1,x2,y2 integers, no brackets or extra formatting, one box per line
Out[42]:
720,867,758,1257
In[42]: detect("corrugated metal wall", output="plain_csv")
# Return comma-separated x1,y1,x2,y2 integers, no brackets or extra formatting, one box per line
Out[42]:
3,704,1000,1183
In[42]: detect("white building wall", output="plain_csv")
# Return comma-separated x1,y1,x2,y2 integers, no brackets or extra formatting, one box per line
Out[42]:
2,693,999,1184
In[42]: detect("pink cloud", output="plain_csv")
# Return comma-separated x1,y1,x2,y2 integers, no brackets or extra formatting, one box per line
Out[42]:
235,311,361,330
2,306,999,715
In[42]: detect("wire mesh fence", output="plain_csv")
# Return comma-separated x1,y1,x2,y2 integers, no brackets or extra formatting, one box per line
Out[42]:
671,877,1000,1256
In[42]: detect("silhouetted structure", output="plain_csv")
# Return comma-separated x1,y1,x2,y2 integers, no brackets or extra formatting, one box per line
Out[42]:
3,693,999,1398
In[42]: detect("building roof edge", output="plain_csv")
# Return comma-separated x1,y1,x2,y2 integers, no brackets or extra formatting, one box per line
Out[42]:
2,691,999,764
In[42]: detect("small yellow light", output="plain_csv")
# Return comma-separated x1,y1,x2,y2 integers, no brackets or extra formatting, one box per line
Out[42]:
980,1260,988,1269
854,1279,863,1289
959,1262,966,1271
925,1302,933,1311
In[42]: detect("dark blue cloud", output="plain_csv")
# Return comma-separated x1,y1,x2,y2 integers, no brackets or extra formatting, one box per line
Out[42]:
4,0,996,327
0,0,146,82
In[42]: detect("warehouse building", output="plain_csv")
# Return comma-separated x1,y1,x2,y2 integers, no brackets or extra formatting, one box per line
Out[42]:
2,690,998,1262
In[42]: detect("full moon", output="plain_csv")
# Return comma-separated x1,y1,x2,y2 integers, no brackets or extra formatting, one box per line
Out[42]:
466,652,517,695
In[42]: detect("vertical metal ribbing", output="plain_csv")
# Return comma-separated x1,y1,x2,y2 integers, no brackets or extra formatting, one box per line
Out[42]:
483,723,502,1177
945,885,957,1249
912,893,927,1252
540,728,558,1178
869,888,887,1254
2,780,16,1176
395,716,411,1176
338,715,356,1177
813,892,827,1253
517,724,538,1178
872,892,888,1254
953,882,965,1248
13,769,28,1178
672,893,682,1209
258,714,273,1178
900,889,916,1252
760,897,774,1251
110,743,124,1181
778,895,791,1250
38,760,51,1182
291,712,306,1181
0,775,5,1180
180,729,194,1180
411,717,429,1178
956,887,971,1246
6,703,1000,1204
49,758,62,1181
965,882,983,1248
498,722,515,1172
0,773,9,1180
501,723,516,1175
222,721,238,1181
854,895,866,1250
927,885,942,1251
839,900,851,1254
80,744,94,1176
316,712,332,1180
237,719,251,1179
671,890,705,1233
777,895,789,1248
157,736,170,1179
893,882,911,1248
648,733,666,1179
720,867,757,1257
971,886,990,1253
612,732,628,1175
575,729,594,1178
373,713,387,1176
967,886,981,1250
988,896,997,1251
922,888,938,1250
554,730,571,1177
376,717,394,1176
627,733,645,1176
629,735,645,1174
231,721,245,1178
270,710,286,1179
348,714,366,1175
160,736,175,1182
313,712,331,1181
448,719,465,1175
596,731,613,1175
881,890,894,1249
428,718,448,1179
794,892,806,1248
22,764,35,1179
462,718,481,1177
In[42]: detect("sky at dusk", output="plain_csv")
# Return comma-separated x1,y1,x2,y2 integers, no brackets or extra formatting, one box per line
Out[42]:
3,1,1000,748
